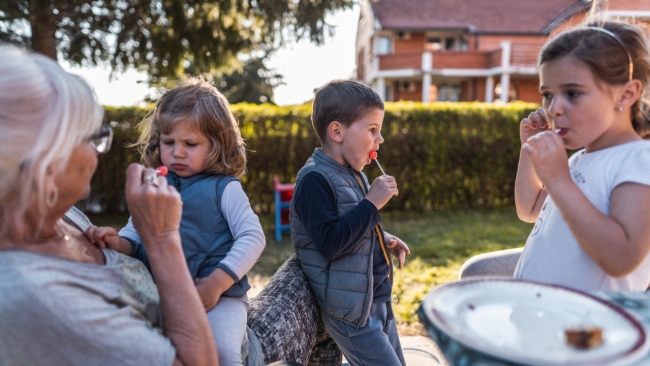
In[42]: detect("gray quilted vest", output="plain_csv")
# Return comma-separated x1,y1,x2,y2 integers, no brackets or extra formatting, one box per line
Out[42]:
290,148,375,327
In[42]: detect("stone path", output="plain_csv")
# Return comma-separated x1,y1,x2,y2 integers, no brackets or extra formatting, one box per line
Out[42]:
400,336,448,366
340,336,448,366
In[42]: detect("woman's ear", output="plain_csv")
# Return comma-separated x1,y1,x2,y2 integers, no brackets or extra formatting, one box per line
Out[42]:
328,121,344,144
43,164,59,207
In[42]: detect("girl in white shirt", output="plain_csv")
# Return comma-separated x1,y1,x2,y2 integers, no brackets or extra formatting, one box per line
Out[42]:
513,20,650,291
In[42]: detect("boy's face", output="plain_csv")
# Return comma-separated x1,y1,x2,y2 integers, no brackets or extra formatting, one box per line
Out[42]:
339,107,385,171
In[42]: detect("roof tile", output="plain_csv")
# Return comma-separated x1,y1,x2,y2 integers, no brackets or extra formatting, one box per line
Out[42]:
371,0,591,34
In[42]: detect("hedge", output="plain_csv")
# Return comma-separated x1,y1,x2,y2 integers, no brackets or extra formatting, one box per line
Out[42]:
80,101,539,214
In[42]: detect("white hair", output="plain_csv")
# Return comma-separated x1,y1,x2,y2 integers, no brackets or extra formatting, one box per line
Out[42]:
0,44,104,237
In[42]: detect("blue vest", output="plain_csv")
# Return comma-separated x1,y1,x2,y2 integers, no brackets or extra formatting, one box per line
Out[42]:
132,172,250,298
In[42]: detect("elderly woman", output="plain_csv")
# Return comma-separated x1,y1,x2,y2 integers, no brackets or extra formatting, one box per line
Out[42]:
0,44,218,365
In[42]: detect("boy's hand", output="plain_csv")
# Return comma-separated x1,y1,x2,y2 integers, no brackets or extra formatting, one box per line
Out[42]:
385,233,410,269
85,225,121,250
366,175,399,210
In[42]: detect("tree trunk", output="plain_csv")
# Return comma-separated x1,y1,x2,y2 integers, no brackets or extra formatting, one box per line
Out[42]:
29,1,58,60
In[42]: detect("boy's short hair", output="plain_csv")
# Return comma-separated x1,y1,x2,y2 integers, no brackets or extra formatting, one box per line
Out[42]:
311,80,384,143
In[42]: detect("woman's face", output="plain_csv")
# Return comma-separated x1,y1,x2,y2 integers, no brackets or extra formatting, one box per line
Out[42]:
54,140,98,208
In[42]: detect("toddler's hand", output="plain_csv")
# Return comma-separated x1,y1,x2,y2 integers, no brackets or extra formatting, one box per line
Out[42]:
366,175,399,210
194,269,234,311
520,108,553,145
85,225,121,250
195,277,221,311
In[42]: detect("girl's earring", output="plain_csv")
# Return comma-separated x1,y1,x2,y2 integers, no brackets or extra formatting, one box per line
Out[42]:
618,105,623,112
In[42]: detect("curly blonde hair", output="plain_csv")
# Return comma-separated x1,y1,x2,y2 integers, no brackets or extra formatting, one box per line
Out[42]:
135,77,247,177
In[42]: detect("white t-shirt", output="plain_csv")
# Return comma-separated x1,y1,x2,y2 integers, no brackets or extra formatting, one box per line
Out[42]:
514,140,650,291
0,249,176,366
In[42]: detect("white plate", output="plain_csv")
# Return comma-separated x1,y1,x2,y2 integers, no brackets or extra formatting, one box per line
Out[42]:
421,279,649,366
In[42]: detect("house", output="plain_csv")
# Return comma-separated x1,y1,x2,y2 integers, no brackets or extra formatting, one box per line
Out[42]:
355,0,650,103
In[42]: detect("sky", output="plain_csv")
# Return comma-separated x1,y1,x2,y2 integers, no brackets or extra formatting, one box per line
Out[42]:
63,6,360,107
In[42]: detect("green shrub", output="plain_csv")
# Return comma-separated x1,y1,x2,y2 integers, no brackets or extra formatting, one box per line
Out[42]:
83,102,538,213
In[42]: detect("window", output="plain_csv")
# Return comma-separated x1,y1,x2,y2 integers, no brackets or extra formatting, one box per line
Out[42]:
395,31,411,40
445,37,455,50
438,84,461,102
398,81,416,93
426,37,442,51
377,36,392,55
460,36,468,51
494,82,518,102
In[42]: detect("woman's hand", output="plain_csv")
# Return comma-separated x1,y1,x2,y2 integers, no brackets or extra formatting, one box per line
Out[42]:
124,164,182,249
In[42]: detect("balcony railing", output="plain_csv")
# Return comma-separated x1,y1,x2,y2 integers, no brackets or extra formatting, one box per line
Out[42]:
378,46,539,72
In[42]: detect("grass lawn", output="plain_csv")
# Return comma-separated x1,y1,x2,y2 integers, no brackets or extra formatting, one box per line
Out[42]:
88,206,533,336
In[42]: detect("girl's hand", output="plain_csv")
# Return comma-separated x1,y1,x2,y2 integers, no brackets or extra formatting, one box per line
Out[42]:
523,130,570,189
520,108,553,145
195,277,221,311
194,268,234,311
85,225,121,250
385,233,410,269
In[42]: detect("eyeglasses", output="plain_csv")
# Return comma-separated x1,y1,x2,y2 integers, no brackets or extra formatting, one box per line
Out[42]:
85,125,113,154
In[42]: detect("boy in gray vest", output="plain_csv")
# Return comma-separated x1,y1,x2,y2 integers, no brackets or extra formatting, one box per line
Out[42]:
290,80,410,366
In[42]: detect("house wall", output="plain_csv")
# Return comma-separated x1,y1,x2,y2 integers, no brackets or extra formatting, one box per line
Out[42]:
356,0,377,82
513,78,540,103
394,33,427,53
393,81,422,101
600,0,650,11
462,79,480,101
356,0,650,104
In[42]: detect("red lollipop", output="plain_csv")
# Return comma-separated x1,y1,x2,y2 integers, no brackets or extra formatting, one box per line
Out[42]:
156,165,169,177
369,151,386,175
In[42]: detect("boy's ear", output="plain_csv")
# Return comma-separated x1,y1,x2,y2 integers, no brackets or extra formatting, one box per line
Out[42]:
328,121,344,143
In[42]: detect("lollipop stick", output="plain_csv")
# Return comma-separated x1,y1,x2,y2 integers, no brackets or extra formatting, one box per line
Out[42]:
375,159,386,175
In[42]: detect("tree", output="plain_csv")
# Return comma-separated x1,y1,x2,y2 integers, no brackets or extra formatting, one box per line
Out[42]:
144,56,283,104
217,57,283,104
0,0,355,85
